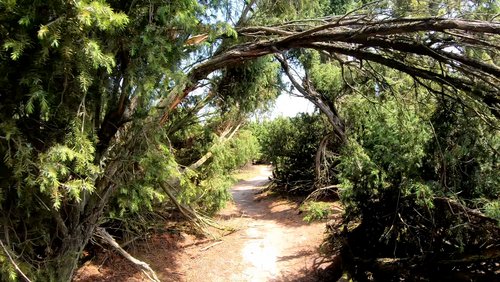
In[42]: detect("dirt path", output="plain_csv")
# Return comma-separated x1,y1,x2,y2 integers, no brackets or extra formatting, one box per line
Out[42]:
178,165,326,282
74,165,328,282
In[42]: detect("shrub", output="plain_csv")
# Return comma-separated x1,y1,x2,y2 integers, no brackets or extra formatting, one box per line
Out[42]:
300,201,332,223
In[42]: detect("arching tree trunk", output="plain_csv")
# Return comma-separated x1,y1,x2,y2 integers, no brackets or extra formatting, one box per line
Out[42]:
275,54,347,143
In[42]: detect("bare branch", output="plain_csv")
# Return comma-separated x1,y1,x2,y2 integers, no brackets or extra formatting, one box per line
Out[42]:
158,17,500,122
275,54,347,143
0,240,32,282
94,228,160,282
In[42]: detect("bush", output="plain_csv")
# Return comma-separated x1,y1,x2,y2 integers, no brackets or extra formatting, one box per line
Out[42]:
250,114,328,194
300,201,332,223
330,92,500,270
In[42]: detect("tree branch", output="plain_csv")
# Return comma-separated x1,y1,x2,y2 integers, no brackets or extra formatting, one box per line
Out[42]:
94,228,160,282
275,54,347,143
158,17,500,122
0,240,32,282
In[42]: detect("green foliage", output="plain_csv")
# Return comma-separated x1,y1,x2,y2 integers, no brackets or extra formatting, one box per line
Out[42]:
0,250,17,282
484,200,500,223
380,0,500,19
74,1,129,31
195,129,261,213
336,86,499,215
250,0,331,24
251,114,328,193
308,57,343,98
339,95,432,211
214,56,281,115
2,123,99,208
38,129,99,208
213,130,259,170
300,201,332,222
422,100,500,201
324,0,357,15
332,82,499,260
111,140,173,217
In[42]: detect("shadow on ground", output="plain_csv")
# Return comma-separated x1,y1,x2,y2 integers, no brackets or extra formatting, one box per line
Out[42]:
73,231,187,281
74,165,336,282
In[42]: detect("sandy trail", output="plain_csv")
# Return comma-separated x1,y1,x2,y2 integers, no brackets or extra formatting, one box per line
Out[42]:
181,165,326,282
74,165,327,282
174,166,324,282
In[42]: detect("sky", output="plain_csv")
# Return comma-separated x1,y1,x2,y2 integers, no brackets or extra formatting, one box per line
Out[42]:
269,93,315,118
192,2,316,120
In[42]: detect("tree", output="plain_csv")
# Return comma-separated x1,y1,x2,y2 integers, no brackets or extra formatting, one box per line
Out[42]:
0,0,499,280
0,0,227,280
255,114,329,194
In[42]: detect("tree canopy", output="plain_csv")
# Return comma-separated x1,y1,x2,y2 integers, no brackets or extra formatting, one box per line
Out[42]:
0,0,499,280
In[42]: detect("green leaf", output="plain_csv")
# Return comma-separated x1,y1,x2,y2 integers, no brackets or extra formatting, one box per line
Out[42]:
37,25,49,39
18,16,31,26
2,40,26,60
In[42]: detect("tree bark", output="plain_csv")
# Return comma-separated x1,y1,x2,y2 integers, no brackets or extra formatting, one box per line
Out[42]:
42,153,123,281
157,17,500,122
315,134,334,184
95,228,160,282
275,54,347,143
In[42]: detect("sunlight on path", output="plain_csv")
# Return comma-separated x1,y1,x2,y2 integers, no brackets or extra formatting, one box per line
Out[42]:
150,165,325,282
234,167,280,281
240,223,279,281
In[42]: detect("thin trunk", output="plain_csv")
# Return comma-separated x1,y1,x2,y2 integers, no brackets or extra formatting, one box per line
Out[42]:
96,50,131,157
315,133,333,184
275,55,347,143
44,157,122,281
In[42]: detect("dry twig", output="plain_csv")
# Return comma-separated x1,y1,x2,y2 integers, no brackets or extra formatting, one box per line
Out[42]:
94,228,160,282
0,240,32,282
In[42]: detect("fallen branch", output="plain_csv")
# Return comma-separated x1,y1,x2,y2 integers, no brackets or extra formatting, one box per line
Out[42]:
200,241,223,251
434,197,500,225
353,247,500,266
0,240,32,282
305,185,340,202
159,182,235,237
94,228,160,282
188,122,242,170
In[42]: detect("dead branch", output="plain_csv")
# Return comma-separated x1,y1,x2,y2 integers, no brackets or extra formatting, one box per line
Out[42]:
353,246,500,268
315,134,333,183
159,182,234,237
94,228,160,282
275,54,347,143
188,121,242,170
0,240,32,282
200,241,223,251
434,197,500,225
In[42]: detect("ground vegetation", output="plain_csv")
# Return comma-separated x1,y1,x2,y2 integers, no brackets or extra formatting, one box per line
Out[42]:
0,0,498,280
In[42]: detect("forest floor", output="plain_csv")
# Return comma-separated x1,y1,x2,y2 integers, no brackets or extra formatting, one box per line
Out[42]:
74,165,339,282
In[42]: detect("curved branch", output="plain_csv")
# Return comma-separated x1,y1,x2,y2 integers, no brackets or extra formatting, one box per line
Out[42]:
304,42,500,118
275,54,347,143
342,37,500,79
158,17,500,122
